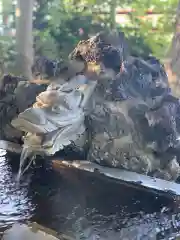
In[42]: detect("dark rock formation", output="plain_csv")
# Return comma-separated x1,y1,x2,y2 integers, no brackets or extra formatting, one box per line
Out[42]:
70,31,180,181
0,74,47,143
69,30,128,73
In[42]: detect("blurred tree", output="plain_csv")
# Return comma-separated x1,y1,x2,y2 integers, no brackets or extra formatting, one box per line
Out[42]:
169,0,180,78
121,0,178,58
45,0,178,59
1,0,13,35
16,0,34,79
47,0,110,58
0,0,178,67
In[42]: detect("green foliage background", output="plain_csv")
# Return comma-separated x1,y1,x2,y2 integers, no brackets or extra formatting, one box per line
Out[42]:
0,0,179,63
33,0,179,59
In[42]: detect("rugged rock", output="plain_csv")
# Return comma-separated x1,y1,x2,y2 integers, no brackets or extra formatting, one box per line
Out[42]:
0,75,47,143
71,31,180,181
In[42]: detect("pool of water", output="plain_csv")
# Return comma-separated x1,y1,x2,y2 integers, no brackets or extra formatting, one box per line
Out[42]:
0,150,180,239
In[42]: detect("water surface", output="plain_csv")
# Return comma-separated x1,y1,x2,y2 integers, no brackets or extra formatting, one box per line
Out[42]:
0,150,180,239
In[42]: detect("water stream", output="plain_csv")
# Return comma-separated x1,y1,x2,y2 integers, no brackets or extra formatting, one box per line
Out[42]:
0,149,180,239
16,147,34,182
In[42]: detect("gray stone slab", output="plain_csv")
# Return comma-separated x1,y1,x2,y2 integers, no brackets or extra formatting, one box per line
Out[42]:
2,223,60,240
55,160,180,197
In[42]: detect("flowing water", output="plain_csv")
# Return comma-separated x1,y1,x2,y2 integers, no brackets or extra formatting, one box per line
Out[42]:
1,149,180,239
16,146,34,182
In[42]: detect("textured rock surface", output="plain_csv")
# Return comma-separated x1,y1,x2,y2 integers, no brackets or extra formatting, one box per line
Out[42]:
71,31,180,181
0,75,47,143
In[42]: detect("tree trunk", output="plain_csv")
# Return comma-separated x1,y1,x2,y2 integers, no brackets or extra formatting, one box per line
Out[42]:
169,0,180,78
109,0,116,29
1,0,12,36
15,0,34,80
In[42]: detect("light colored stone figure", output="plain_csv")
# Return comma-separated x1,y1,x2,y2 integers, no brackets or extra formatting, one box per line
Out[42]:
11,75,96,156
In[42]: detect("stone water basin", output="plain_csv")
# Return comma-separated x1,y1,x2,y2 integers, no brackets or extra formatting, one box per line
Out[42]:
52,160,180,198
1,140,180,198
1,147,180,239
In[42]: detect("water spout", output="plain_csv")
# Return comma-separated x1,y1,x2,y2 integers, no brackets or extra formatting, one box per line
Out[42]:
16,146,35,182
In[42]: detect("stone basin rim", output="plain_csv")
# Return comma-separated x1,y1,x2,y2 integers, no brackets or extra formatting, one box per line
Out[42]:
52,160,180,198
1,140,180,198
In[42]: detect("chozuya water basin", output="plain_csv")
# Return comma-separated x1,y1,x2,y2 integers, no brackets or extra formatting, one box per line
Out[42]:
1,140,180,198
3,75,180,198
1,30,180,198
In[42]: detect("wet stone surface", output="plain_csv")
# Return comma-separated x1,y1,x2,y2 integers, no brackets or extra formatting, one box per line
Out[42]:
2,223,59,240
0,151,180,239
